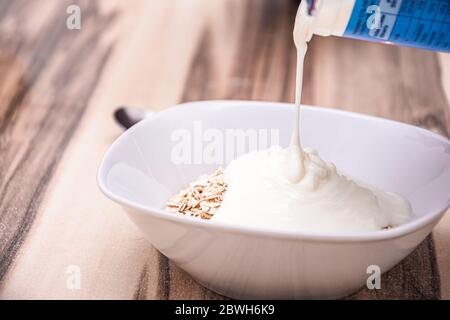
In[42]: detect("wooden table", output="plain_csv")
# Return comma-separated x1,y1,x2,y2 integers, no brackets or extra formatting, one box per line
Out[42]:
0,0,449,299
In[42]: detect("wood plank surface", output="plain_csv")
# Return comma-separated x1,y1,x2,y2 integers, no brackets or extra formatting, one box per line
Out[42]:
0,0,449,299
0,0,116,281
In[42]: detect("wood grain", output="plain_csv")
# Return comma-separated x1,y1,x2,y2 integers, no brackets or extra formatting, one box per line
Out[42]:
0,0,449,299
0,0,116,280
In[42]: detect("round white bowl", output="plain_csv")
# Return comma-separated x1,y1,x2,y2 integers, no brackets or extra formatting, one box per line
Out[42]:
98,100,450,299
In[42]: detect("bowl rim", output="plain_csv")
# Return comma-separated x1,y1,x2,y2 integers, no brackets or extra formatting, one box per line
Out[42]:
97,100,450,243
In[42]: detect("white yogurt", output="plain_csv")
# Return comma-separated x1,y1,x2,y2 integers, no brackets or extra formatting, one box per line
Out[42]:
213,146,411,233
212,2,411,233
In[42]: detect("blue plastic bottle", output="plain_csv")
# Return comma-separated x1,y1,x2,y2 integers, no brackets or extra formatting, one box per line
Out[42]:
305,0,450,52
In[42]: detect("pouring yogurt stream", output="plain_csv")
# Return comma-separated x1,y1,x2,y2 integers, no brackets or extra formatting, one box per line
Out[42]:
169,0,449,233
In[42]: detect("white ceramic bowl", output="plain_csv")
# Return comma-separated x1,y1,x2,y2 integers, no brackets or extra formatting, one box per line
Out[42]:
98,100,450,299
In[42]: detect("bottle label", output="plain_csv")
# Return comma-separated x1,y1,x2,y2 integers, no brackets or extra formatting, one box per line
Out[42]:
344,0,450,52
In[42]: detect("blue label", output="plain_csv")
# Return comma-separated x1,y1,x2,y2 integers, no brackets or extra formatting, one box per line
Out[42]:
344,0,450,52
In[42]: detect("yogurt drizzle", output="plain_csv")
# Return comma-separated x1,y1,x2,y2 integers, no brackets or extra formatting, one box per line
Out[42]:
211,2,411,233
